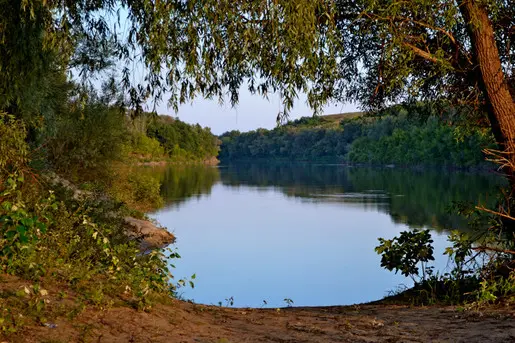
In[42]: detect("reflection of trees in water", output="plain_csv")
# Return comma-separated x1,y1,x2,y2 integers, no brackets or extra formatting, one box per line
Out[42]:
138,163,504,233
346,168,503,231
220,163,505,232
135,165,220,209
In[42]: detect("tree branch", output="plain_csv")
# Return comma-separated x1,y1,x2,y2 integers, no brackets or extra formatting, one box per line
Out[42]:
402,42,441,64
472,245,515,255
395,16,458,46
475,204,515,221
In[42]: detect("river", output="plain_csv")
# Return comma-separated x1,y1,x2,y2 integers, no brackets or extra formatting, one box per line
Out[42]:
144,163,503,308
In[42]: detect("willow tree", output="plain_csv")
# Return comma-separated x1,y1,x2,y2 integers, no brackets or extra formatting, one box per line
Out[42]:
2,1,514,174
0,0,339,120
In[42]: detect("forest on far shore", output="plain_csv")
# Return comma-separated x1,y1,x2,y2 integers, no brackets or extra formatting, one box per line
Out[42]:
219,103,495,169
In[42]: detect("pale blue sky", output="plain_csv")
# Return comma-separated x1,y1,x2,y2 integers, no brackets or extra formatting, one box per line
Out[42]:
156,88,359,135
100,7,359,135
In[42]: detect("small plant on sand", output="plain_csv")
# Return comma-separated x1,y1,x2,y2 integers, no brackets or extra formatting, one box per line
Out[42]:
375,229,435,283
218,296,234,307
376,229,467,305
283,298,294,307
225,296,234,307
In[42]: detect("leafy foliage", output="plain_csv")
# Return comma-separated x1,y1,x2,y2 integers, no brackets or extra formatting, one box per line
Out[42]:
376,229,435,281
45,87,129,182
0,174,52,271
328,1,515,112
2,0,512,114
0,114,29,174
146,116,220,162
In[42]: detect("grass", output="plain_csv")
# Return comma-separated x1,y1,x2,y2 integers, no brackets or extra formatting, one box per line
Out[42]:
322,111,366,123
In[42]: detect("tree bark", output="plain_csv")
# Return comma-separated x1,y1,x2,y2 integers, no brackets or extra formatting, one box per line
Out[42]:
460,0,515,184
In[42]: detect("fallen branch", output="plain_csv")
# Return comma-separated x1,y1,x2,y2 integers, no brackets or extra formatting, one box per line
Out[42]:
472,245,515,255
475,205,515,221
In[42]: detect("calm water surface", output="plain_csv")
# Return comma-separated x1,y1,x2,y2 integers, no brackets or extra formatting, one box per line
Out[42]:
147,163,503,308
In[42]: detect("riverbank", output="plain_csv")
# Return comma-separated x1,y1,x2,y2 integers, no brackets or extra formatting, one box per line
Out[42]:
2,274,514,343
218,159,497,173
135,156,219,167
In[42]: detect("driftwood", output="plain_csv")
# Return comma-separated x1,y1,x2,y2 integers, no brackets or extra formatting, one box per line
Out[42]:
472,245,515,256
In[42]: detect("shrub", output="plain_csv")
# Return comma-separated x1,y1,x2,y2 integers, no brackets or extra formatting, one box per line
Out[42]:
0,113,28,175
375,229,435,282
108,167,164,212
45,90,129,182
128,132,165,160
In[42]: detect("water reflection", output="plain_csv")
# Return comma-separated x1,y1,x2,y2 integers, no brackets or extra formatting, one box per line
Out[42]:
147,163,505,307
136,165,220,209
142,163,505,231
220,163,504,232
140,162,505,232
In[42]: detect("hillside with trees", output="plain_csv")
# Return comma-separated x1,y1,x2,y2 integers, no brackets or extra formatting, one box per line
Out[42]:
145,115,220,163
220,104,494,168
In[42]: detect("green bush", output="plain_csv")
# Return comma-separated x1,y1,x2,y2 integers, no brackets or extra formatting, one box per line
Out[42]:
375,229,435,282
0,113,28,174
45,90,129,182
108,167,164,211
128,132,165,160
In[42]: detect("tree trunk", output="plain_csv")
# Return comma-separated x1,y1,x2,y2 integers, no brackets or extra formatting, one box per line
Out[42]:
460,1,515,185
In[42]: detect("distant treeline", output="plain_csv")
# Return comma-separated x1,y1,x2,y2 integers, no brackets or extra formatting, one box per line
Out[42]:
219,104,495,168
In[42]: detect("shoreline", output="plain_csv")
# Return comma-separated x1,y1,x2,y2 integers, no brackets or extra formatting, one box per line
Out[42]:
135,156,220,167
3,272,513,343
218,159,499,174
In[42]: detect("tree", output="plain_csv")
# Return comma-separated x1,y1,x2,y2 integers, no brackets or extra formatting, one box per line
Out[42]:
331,0,515,181
2,1,514,179
0,0,339,119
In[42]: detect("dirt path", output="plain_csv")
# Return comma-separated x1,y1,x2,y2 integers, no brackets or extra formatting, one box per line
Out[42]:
13,300,515,343
2,274,514,343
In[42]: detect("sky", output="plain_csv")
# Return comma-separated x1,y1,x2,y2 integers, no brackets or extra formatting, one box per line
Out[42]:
103,8,359,136
155,89,359,135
